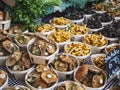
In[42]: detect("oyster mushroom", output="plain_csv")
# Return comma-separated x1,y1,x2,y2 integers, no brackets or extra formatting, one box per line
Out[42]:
92,74,104,88
41,69,57,84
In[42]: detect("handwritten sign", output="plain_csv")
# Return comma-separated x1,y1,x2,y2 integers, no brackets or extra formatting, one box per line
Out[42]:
104,47,120,78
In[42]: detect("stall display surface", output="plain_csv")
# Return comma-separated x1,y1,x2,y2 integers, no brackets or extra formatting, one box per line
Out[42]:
0,63,119,90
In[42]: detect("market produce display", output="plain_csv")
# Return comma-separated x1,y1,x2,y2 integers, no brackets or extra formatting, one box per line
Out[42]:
0,1,120,90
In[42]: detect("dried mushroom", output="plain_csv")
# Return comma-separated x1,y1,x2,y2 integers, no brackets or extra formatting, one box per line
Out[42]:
27,64,58,89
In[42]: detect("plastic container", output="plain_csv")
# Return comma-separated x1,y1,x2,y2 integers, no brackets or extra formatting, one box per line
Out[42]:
0,20,11,30
103,35,118,44
86,43,107,54
71,33,88,42
71,18,84,24
88,27,103,33
94,10,106,14
101,21,113,26
115,17,120,20
84,14,93,20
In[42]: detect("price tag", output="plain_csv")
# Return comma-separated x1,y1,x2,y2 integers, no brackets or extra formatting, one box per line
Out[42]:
104,47,120,78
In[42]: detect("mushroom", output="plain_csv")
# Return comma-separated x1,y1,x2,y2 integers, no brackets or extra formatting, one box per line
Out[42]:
54,61,68,71
27,71,41,83
33,80,48,89
41,69,57,84
46,43,56,55
21,53,32,69
36,64,49,73
92,74,104,88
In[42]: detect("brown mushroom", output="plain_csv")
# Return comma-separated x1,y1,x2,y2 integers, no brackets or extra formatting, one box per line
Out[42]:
54,61,68,71
41,69,57,84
